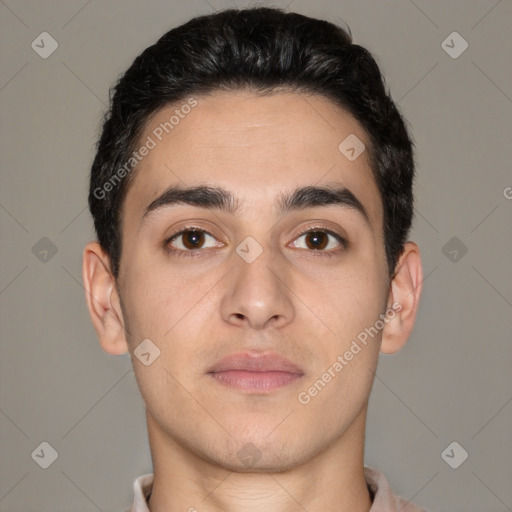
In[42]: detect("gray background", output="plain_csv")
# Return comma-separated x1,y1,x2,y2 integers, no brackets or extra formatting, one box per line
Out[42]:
1,0,511,511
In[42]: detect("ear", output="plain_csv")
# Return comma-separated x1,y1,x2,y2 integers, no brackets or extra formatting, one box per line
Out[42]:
380,242,423,354
82,241,129,355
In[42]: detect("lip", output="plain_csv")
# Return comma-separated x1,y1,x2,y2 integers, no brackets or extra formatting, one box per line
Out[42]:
208,351,303,373
207,352,304,392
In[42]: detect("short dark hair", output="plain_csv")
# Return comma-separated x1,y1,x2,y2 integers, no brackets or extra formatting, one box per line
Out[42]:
89,7,415,279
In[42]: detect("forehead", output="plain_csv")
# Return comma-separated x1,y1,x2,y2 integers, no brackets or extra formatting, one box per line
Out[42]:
122,90,382,227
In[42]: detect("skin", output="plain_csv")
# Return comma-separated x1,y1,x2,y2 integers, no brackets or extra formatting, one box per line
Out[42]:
83,90,422,512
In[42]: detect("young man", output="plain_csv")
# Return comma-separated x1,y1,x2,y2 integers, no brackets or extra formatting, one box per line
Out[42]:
83,7,424,512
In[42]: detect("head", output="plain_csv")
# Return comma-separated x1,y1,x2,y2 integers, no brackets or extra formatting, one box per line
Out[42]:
83,7,422,472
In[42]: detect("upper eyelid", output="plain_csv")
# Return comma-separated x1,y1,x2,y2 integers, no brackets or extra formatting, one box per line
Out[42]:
168,227,214,241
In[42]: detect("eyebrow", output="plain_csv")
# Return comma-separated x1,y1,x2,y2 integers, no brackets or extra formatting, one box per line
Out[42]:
140,183,370,228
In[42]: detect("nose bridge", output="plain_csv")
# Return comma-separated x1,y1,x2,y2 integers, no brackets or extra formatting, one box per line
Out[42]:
221,235,294,329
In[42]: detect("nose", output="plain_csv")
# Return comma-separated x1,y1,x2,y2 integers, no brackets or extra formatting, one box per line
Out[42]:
220,245,295,330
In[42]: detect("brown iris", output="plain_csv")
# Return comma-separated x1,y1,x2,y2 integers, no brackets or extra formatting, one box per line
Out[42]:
304,231,329,250
181,230,205,250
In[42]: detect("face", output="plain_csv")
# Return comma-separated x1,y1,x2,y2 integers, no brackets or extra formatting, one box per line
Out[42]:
115,91,391,472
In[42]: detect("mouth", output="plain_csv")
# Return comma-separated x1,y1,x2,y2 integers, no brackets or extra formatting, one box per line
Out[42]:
207,351,304,393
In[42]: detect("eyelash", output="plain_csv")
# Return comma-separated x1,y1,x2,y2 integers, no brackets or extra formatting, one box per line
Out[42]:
164,226,348,258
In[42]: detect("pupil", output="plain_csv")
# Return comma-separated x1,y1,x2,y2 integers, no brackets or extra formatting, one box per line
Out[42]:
307,232,327,250
184,231,204,249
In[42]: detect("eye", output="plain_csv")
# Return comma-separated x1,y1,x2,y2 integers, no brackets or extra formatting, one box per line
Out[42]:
166,228,222,256
290,228,346,253
164,226,347,258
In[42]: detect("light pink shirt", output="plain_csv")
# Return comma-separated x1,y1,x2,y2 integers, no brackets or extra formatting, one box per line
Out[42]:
124,466,426,511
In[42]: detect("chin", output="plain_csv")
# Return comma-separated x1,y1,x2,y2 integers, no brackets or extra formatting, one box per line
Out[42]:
200,434,314,474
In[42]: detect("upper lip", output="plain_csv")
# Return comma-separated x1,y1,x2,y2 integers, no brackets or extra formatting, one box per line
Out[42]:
207,352,304,374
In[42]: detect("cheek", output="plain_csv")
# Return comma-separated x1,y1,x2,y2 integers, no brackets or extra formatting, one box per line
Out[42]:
119,275,201,417
304,262,387,342
294,269,385,424
118,256,216,381
119,251,191,335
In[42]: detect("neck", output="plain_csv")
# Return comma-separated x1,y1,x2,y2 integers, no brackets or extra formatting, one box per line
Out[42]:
145,407,373,512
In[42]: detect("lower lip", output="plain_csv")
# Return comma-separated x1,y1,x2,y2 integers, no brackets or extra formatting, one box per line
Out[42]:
209,370,303,392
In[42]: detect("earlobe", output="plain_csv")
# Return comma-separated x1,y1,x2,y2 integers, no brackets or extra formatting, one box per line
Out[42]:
82,242,129,355
380,242,423,355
